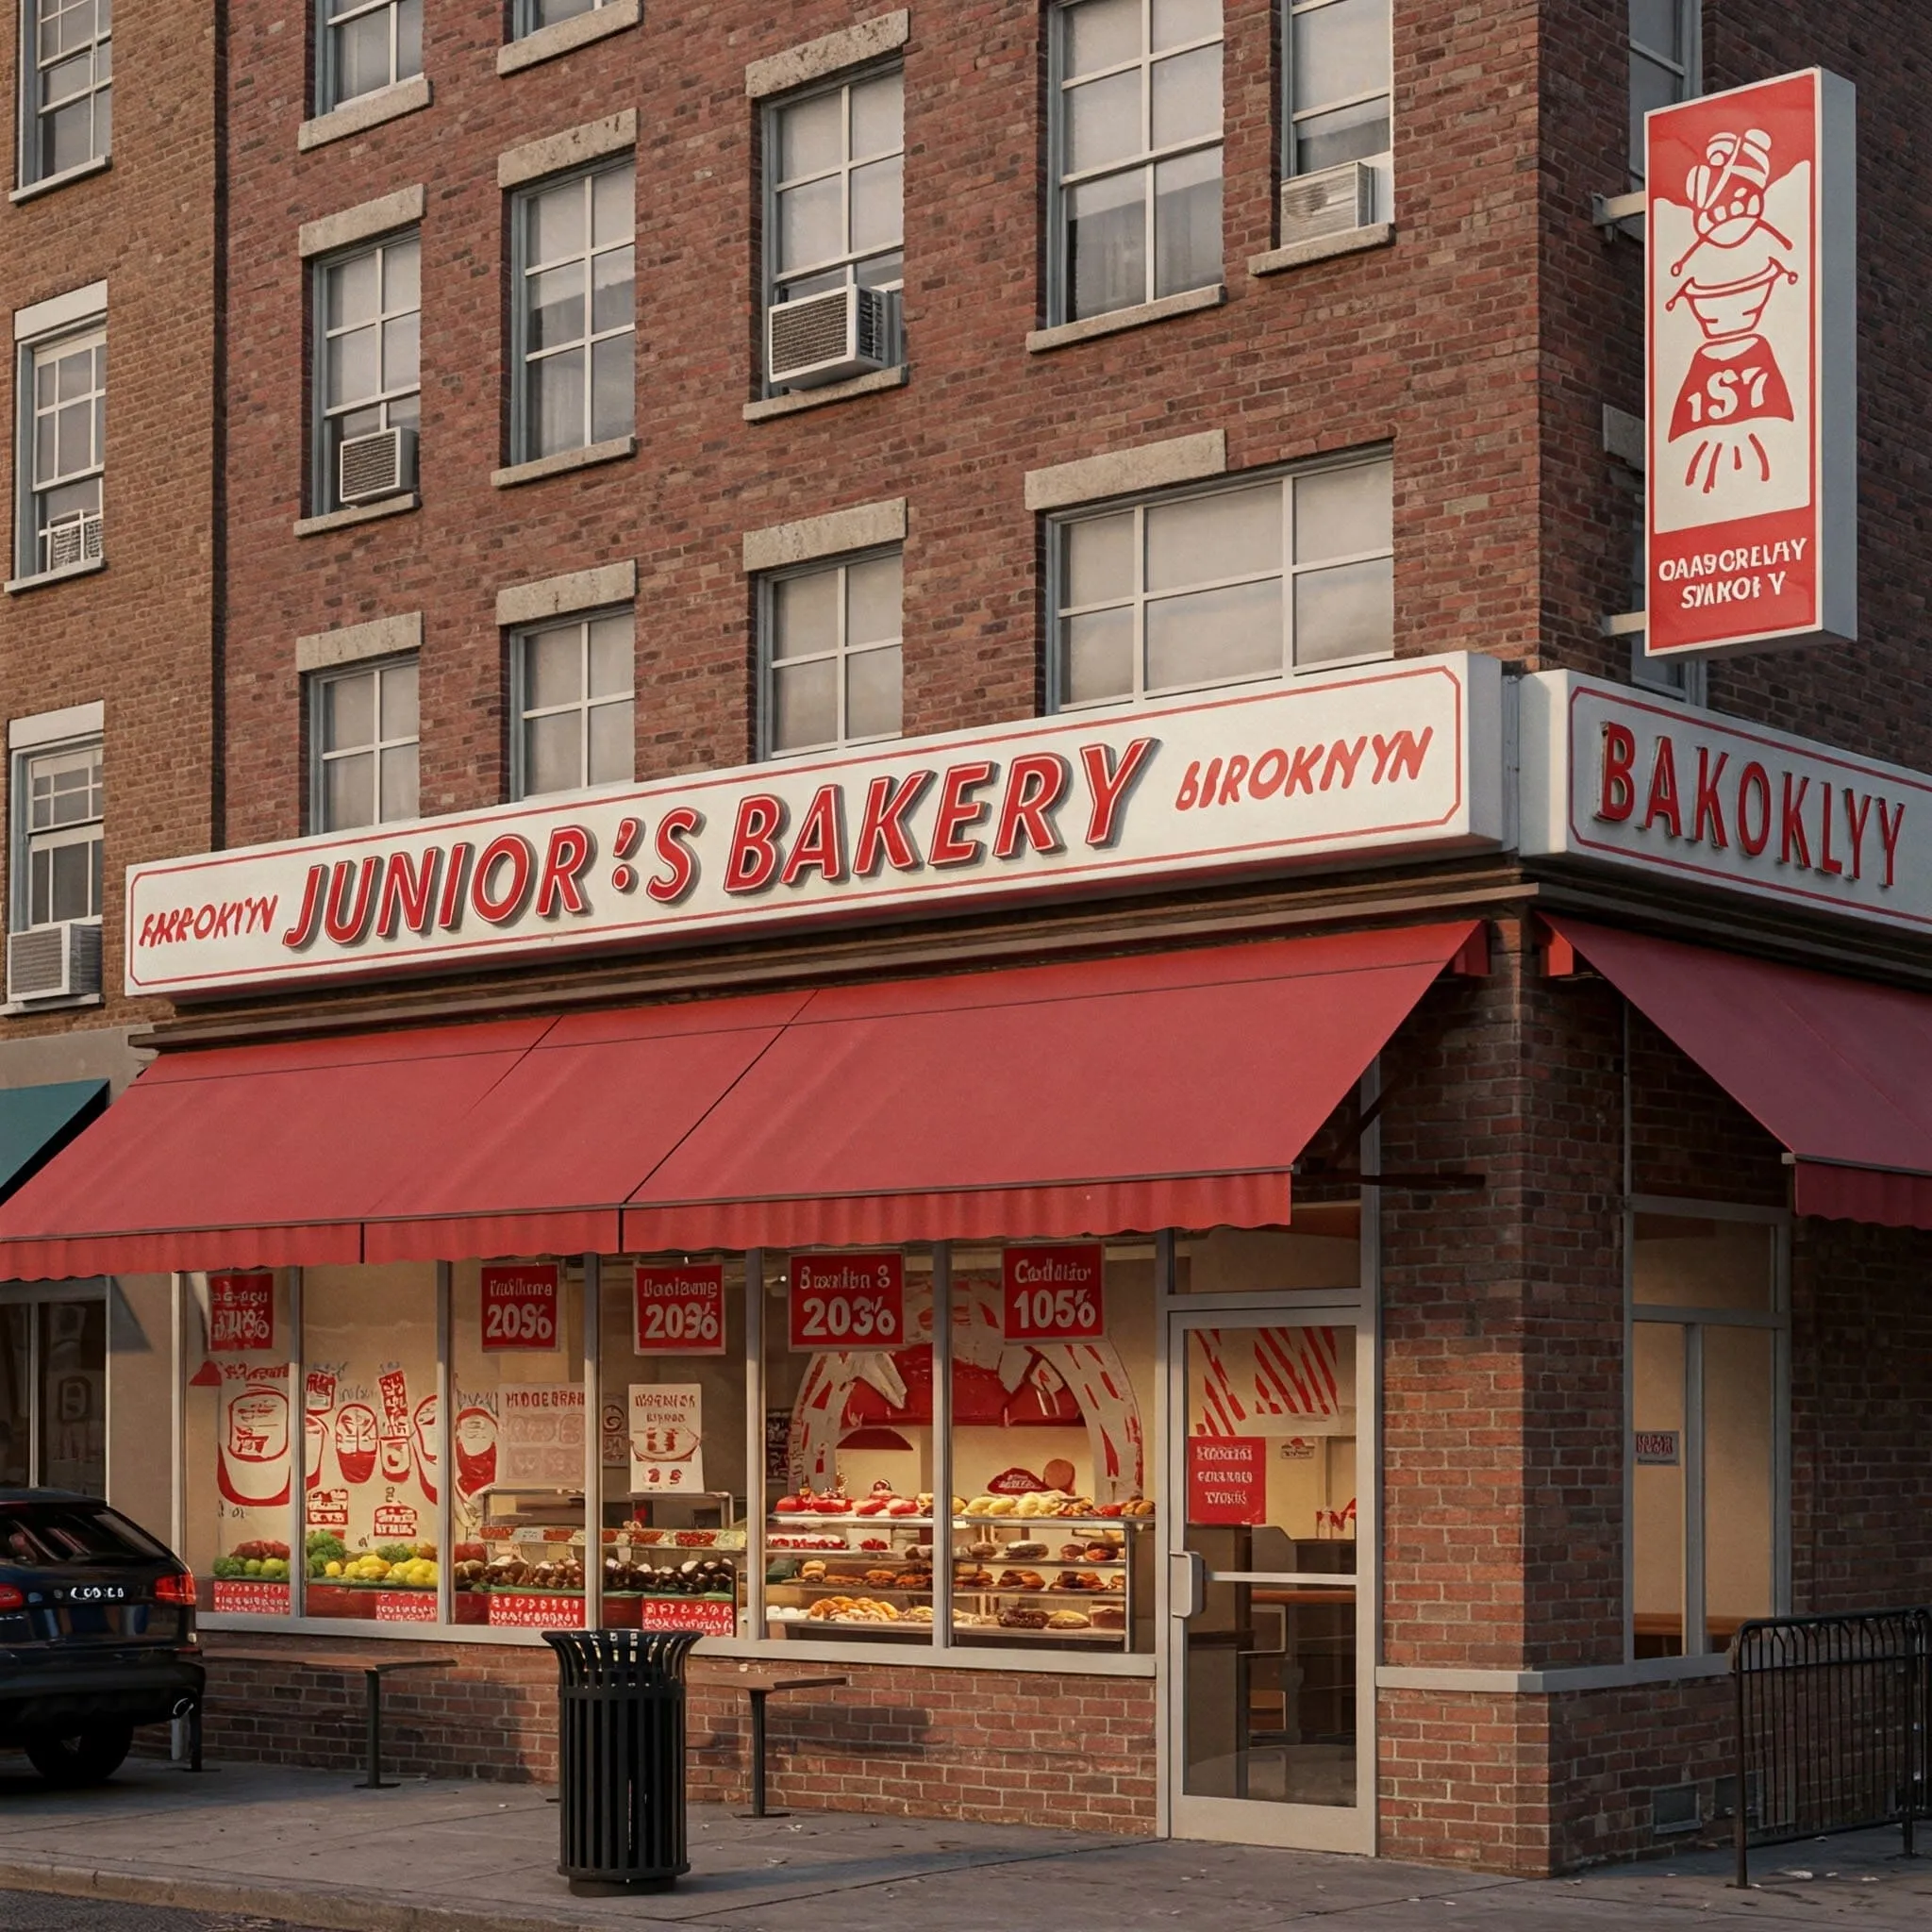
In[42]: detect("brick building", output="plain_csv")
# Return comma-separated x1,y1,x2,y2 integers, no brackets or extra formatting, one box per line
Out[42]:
0,0,1926,1878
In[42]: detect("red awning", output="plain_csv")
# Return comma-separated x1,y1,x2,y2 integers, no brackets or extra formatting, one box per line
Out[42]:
0,923,1477,1274
1544,916,1932,1228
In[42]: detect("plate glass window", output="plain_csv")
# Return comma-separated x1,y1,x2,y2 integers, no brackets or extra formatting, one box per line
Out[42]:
22,327,105,578
22,0,110,184
324,0,421,112
763,553,903,758
312,658,419,832
514,611,635,798
317,234,419,513
18,741,102,929
516,163,635,461
769,68,905,307
514,0,609,34
1053,459,1392,708
1287,0,1391,176
1054,0,1224,323
1628,1,1697,179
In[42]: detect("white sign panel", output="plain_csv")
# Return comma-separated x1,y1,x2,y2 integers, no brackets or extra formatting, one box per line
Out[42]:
126,657,1503,997
1519,672,1932,934
1645,68,1856,658
629,1384,704,1496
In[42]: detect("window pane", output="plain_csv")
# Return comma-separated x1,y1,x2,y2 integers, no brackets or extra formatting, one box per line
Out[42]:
772,659,838,753
1631,1323,1686,1657
1293,558,1393,666
1063,607,1135,705
1069,168,1148,319
379,743,418,823
383,238,420,313
1629,53,1679,175
525,628,583,710
322,672,375,753
1154,146,1221,296
591,244,634,334
528,263,585,351
1066,70,1142,175
1151,45,1221,149
591,334,634,441
1292,0,1391,111
778,175,844,273
1629,0,1683,59
849,156,904,254
846,643,902,740
325,252,378,334
534,0,598,22
325,751,375,831
1632,1218,1774,1312
1067,0,1142,77
380,660,419,740
851,71,904,159
588,615,633,698
1295,461,1391,562
1294,95,1391,173
1146,578,1282,691
48,841,93,922
531,348,586,457
773,571,839,661
846,556,902,646
777,89,843,182
529,181,585,265
1153,0,1220,50
591,164,632,246
1147,484,1279,591
395,0,421,77
587,699,633,785
382,311,419,391
333,12,392,103
54,401,92,475
1064,512,1135,608
1703,1326,1774,1650
525,712,581,795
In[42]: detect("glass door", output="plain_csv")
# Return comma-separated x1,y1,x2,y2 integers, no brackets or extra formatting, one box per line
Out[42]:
1165,1305,1370,1850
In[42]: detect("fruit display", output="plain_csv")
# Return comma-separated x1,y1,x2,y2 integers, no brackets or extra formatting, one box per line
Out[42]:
308,1540,440,1587
305,1531,348,1578
212,1539,291,1580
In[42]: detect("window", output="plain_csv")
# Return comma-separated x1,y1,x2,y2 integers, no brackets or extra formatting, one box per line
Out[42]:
760,552,903,758
18,325,105,579
15,739,102,929
1286,0,1391,180
1628,1,1698,179
1052,0,1223,324
20,0,110,185
512,610,634,797
314,233,420,514
309,658,419,832
513,163,635,461
0,1294,106,1494
767,67,904,309
513,0,611,35
322,0,422,113
1051,458,1392,709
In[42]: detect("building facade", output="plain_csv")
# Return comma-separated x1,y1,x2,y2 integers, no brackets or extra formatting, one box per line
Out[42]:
0,0,1926,1878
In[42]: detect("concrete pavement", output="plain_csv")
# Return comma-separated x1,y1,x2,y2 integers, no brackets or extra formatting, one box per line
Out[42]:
0,1757,1922,1930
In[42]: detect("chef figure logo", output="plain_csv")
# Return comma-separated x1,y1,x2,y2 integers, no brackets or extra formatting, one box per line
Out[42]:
1664,125,1800,494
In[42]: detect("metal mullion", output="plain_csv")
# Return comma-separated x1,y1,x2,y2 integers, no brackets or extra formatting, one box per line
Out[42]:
1062,135,1213,192
1133,503,1150,698
289,1268,306,1620
436,1262,453,1626
1145,562,1285,605
583,1255,602,1629
578,622,593,788
834,565,850,743
929,1243,952,1653
1684,1322,1706,1657
1291,86,1392,128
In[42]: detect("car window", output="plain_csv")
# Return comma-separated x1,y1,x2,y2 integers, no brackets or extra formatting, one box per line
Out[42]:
0,1506,170,1564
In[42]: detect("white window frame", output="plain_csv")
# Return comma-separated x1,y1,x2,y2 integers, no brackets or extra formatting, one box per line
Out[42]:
511,0,611,39
758,548,904,760
11,733,103,934
1046,454,1395,713
308,654,420,834
14,314,105,582
17,0,111,190
508,608,636,800
320,0,421,115
1047,0,1225,326
1282,0,1392,210
1627,0,1702,182
311,229,421,515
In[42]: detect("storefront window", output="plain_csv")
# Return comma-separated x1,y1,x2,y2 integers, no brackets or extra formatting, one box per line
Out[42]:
0,1293,105,1492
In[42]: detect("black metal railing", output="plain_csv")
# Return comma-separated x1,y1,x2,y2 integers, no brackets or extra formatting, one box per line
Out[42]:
1733,1607,1930,1887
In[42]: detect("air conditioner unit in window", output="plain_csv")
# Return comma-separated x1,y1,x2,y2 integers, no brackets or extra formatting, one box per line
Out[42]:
339,425,418,506
767,285,898,390
7,921,102,1004
1278,159,1376,246
42,509,103,574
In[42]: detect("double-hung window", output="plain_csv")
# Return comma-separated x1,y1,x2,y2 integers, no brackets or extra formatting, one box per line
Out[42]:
1052,0,1223,325
1286,0,1391,201
322,0,421,114
15,739,102,931
760,552,903,758
1051,457,1392,708
510,610,634,798
310,658,419,832
20,0,110,188
17,322,105,580
314,232,420,513
1628,2,1699,180
512,163,635,461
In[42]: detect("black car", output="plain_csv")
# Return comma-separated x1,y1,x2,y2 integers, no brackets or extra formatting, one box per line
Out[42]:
0,1490,201,1786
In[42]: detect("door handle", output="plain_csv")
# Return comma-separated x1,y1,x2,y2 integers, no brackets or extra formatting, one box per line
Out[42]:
1168,1549,1205,1619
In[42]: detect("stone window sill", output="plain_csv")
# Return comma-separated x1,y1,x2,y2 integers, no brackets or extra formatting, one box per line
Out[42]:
8,153,110,205
293,493,420,539
1025,284,1226,354
743,364,908,422
4,557,106,595
491,436,635,490
1248,222,1395,277
299,75,433,154
0,991,102,1018
499,0,641,75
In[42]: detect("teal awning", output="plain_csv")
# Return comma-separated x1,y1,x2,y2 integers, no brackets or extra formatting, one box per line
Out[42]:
0,1080,107,1207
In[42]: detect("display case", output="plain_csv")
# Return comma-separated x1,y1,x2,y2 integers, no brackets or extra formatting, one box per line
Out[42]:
600,1490,743,1634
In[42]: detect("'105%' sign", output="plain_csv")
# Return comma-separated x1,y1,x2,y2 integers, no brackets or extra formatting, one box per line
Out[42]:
479,1262,559,1351
1001,1244,1106,1341
790,1254,903,1350
633,1265,725,1356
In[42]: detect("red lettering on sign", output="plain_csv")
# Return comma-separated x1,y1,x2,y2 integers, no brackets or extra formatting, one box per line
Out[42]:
853,771,932,874
633,1264,726,1357
1080,738,1156,847
992,754,1071,859
1878,800,1907,890
1843,790,1874,881
376,847,440,938
324,857,381,945
1002,1244,1106,1341
725,795,787,893
1641,736,1682,838
648,808,702,904
281,865,326,949
534,824,594,918
1692,749,1729,848
473,835,536,924
1779,774,1811,869
1737,763,1772,856
1187,1436,1266,1526
790,1255,904,1352
1598,722,1638,823
437,842,474,930
929,761,997,866
782,786,847,887
480,1263,559,1352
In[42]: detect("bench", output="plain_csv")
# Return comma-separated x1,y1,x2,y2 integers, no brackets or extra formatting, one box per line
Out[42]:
741,1675,848,1818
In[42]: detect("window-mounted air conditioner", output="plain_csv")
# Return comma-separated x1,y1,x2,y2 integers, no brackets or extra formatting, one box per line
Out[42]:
1278,158,1376,246
767,285,899,390
42,508,103,574
7,920,102,1003
339,425,418,506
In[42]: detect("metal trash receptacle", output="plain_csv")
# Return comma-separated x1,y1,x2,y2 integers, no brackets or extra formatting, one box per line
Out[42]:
544,1628,701,1892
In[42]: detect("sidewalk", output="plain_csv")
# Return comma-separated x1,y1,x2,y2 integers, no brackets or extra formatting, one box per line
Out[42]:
0,1757,1924,1931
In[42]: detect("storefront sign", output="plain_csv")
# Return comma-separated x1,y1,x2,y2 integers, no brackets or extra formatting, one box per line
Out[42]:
124,657,1502,998
632,1595,735,1637
790,1254,904,1350
307,1488,349,1529
375,1590,438,1623
629,1384,705,1493
210,1579,290,1615
1001,1244,1105,1341
633,1264,726,1356
478,1263,560,1351
1520,673,1932,934
1646,70,1856,658
497,1384,585,1488
208,1273,275,1352
1635,1430,1682,1466
373,1503,419,1540
1187,1437,1267,1525
487,1591,585,1629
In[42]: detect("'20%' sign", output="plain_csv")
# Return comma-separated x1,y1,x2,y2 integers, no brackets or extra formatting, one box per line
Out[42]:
634,1265,726,1356
790,1254,903,1350
1002,1244,1106,1341
479,1262,559,1350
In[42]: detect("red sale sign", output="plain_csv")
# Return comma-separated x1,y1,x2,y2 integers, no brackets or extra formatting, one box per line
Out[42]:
480,1262,559,1351
789,1254,903,1351
1187,1437,1267,1525
633,1264,726,1356
1001,1244,1105,1341
208,1273,275,1352
1645,70,1856,658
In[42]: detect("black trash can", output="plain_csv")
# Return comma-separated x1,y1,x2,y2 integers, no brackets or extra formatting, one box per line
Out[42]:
544,1628,701,1892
